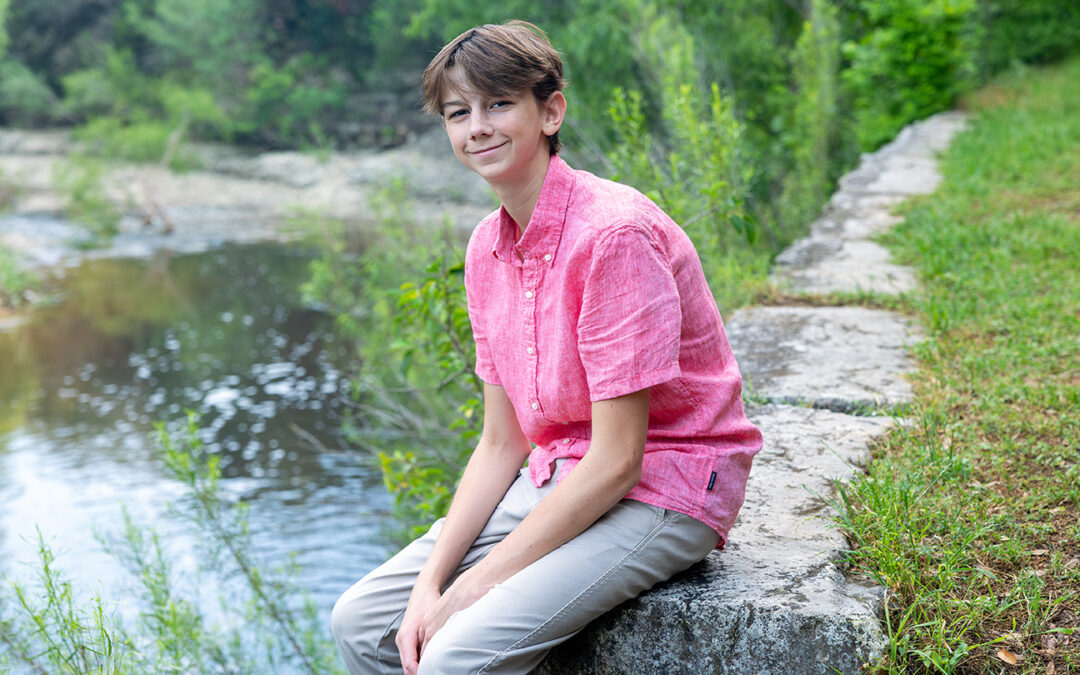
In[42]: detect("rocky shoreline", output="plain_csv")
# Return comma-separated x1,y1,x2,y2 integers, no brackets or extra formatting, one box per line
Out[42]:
0,126,495,273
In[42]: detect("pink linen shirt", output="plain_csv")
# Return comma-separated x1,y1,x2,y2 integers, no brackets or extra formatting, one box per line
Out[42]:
464,154,762,547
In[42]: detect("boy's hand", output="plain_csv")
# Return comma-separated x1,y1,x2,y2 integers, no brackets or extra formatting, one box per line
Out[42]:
419,568,490,656
397,581,441,675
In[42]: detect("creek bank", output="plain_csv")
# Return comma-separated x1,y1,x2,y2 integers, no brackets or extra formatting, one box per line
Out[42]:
536,111,968,674
0,126,494,274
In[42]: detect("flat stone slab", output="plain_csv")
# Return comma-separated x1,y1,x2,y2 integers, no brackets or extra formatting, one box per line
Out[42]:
839,111,969,197
773,112,968,295
774,236,916,294
725,306,920,411
537,404,891,674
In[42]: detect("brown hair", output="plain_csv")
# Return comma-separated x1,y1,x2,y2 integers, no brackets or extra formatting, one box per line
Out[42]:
422,20,566,155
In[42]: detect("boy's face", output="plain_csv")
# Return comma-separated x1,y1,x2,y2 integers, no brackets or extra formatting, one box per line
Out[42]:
440,69,564,191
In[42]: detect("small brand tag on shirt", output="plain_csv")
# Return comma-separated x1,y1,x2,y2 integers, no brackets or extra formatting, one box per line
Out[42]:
707,471,717,491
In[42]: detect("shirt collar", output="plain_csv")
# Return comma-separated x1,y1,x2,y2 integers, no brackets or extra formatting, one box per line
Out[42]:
492,154,575,267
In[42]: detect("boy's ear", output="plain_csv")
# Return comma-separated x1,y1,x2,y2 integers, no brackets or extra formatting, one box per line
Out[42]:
542,91,567,137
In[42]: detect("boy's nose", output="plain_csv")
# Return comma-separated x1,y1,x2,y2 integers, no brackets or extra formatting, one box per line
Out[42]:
469,111,493,137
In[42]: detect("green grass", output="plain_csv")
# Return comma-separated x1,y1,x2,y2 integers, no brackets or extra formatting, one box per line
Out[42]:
835,57,1080,673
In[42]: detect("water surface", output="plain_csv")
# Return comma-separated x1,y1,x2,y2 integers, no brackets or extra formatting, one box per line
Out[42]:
0,242,395,620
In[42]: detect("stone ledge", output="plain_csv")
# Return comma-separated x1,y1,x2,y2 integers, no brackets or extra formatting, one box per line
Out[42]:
536,405,892,674
725,306,921,412
774,237,916,295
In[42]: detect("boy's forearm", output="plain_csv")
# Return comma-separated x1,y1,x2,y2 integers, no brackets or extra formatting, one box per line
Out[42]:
454,389,650,594
457,443,640,592
416,437,528,589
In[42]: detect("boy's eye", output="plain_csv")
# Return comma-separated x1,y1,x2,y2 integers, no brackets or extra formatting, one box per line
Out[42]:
491,100,512,109
446,109,467,119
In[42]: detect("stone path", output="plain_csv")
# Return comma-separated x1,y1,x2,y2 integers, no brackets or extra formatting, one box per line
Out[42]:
537,111,968,674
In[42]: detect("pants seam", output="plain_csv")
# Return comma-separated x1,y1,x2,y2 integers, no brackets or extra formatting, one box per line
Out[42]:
476,507,678,673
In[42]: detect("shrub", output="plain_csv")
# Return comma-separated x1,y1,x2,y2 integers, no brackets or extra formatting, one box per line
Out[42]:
842,0,979,150
778,0,842,234
978,0,1080,73
52,154,121,243
0,243,37,309
0,58,57,126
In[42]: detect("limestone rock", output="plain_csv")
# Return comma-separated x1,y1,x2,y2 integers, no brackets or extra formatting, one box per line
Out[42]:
772,111,968,296
774,237,916,294
725,306,921,411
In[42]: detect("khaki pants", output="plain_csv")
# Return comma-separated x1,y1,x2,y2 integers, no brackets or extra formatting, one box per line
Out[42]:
330,464,718,674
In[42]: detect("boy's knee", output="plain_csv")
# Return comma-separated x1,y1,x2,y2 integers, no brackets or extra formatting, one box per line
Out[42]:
416,621,499,675
331,584,394,672
329,590,355,644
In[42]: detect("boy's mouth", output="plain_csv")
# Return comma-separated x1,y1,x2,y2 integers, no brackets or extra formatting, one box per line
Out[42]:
469,141,507,156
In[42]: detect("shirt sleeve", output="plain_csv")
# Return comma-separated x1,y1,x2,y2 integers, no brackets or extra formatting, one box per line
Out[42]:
577,225,681,400
464,236,502,386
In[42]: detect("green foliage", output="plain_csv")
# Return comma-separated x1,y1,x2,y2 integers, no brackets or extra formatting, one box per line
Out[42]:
0,530,134,674
298,184,482,539
154,414,341,674
0,413,344,674
978,0,1080,72
0,58,57,126
779,0,841,233
841,0,979,151
379,255,482,540
63,48,228,167
0,243,37,309
53,154,121,244
243,54,347,149
0,0,8,59
607,81,755,248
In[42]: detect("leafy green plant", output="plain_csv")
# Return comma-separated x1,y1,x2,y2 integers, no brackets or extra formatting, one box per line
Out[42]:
0,530,134,674
779,0,841,234
842,0,979,151
53,154,121,244
0,243,37,309
377,254,482,539
297,183,481,540
0,58,57,126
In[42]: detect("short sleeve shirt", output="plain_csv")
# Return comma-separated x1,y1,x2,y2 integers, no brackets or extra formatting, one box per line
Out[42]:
464,154,762,547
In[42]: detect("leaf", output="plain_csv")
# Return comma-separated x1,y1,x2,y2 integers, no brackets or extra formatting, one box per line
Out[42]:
994,648,1019,665
1028,548,1049,556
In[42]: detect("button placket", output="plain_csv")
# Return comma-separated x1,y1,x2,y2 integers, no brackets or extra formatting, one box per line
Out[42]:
521,257,543,417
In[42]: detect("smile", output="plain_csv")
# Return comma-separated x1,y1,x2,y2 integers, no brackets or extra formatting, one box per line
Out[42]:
469,141,507,156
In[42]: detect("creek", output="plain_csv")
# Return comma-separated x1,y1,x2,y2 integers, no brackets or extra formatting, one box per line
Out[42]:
0,241,396,621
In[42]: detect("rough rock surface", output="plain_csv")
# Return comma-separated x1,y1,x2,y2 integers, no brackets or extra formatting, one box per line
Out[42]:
725,306,921,412
773,112,968,295
536,405,892,675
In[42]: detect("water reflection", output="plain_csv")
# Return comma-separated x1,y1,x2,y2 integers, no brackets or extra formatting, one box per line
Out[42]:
0,243,394,616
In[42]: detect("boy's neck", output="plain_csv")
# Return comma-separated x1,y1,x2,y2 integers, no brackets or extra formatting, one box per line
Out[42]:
492,153,553,241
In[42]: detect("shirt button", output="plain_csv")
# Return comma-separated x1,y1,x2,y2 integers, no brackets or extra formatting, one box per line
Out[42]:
526,346,534,355
562,438,571,444
531,401,539,410
543,254,552,262
524,290,534,299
